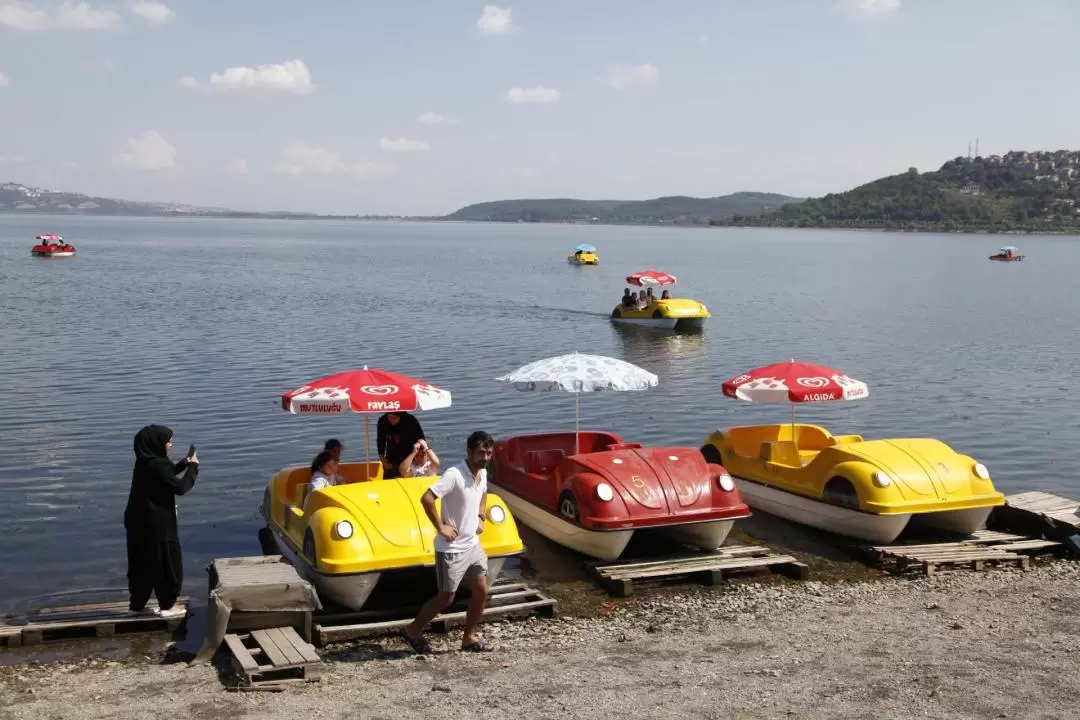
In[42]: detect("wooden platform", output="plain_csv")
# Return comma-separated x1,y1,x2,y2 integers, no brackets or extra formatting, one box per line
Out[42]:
585,545,810,598
224,626,323,691
312,579,557,647
989,492,1080,545
863,530,1064,577
0,598,188,647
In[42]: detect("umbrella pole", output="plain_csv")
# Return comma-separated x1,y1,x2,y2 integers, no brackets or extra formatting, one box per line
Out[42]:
790,403,797,450
364,415,371,481
575,392,580,455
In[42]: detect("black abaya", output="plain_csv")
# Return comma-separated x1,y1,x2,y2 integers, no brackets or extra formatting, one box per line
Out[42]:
123,425,198,611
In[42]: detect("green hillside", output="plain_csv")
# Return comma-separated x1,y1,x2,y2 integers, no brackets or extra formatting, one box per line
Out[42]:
443,192,802,224
738,151,1080,233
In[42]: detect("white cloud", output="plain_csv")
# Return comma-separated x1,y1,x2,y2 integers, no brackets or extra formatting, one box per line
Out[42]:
835,0,901,16
0,72,9,87
131,1,174,25
113,130,176,171
380,137,430,153
199,59,314,95
506,85,560,104
178,75,199,88
1,1,121,30
476,5,517,36
276,143,392,181
602,63,659,90
223,158,248,175
55,2,122,30
418,111,455,125
0,2,51,30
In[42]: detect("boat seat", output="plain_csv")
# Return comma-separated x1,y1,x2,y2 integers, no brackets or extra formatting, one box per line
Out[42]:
293,482,310,508
760,441,806,467
526,449,566,475
827,434,864,446
607,442,643,451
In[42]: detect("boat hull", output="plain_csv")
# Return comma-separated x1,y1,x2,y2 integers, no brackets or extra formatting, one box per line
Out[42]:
610,316,679,330
267,523,509,609
906,506,994,535
734,476,912,544
656,519,737,551
494,483,742,559
495,484,634,560
31,251,75,257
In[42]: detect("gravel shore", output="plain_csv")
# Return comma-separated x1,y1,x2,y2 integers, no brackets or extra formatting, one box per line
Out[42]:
2,560,1078,720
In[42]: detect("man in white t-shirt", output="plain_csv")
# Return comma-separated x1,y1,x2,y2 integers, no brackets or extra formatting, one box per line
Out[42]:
400,431,494,653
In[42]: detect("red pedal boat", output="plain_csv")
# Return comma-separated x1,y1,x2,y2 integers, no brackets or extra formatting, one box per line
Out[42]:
31,233,76,258
988,245,1023,261
490,430,750,560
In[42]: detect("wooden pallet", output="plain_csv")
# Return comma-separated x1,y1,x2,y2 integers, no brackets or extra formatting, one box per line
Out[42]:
224,626,323,691
990,492,1080,545
0,597,189,647
312,580,557,647
585,545,810,598
865,530,1063,577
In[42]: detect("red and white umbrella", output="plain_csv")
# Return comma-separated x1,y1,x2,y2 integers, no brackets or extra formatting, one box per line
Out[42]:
722,360,868,446
626,269,677,287
281,366,451,477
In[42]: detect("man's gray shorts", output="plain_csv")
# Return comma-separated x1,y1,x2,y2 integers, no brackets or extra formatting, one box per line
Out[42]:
435,543,488,593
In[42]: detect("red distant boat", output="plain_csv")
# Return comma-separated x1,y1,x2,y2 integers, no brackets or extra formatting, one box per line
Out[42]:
989,245,1024,261
31,234,76,258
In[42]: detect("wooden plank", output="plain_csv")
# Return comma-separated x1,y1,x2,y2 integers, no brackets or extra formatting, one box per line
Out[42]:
278,626,322,665
36,597,189,615
314,587,535,624
249,629,293,668
602,554,802,581
591,546,768,572
263,627,307,667
319,599,556,639
224,634,259,673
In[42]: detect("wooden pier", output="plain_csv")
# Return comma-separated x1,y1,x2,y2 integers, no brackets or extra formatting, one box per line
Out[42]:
989,491,1080,544
0,598,188,647
585,545,810,598
311,579,557,647
224,626,323,691
862,529,1065,577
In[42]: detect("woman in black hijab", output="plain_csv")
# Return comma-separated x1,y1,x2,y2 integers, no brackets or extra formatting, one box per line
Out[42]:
123,424,198,618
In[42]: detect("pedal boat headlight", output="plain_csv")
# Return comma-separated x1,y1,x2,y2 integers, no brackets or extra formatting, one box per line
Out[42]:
871,471,892,488
595,483,615,502
488,505,507,524
973,463,990,480
334,520,354,539
717,473,735,492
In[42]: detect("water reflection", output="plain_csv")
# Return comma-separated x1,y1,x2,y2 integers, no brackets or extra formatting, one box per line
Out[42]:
609,323,708,383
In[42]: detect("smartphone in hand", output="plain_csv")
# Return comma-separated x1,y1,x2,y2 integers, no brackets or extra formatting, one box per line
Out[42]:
187,444,196,459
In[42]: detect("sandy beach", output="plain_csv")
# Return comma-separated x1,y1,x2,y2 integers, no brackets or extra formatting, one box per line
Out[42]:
2,560,1078,720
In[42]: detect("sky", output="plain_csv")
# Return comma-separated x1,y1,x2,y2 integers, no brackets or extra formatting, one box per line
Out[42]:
2,0,1080,215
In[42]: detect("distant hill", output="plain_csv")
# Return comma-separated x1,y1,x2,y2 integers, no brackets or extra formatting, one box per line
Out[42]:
443,192,803,225
729,151,1080,233
0,182,398,220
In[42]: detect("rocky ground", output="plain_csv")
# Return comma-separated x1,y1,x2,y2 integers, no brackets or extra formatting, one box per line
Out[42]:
2,560,1078,720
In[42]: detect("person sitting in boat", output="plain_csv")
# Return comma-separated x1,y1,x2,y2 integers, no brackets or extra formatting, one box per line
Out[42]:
322,438,344,482
645,288,655,305
636,290,649,309
661,290,670,300
621,288,635,307
399,438,441,478
378,411,426,479
304,451,339,509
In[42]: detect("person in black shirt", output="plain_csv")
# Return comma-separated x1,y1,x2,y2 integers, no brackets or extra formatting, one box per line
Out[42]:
377,411,425,479
123,425,198,618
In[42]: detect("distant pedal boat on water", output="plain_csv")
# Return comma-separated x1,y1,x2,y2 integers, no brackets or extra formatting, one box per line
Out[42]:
989,246,1024,261
31,233,76,257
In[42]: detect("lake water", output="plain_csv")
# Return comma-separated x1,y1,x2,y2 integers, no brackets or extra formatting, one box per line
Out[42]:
1,215,1078,612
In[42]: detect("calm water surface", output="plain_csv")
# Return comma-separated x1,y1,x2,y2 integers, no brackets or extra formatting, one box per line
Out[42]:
1,215,1078,611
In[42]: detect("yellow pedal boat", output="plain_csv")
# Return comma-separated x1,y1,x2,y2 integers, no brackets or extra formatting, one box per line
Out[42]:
612,269,709,330
699,423,1004,544
260,461,524,609
568,244,599,265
